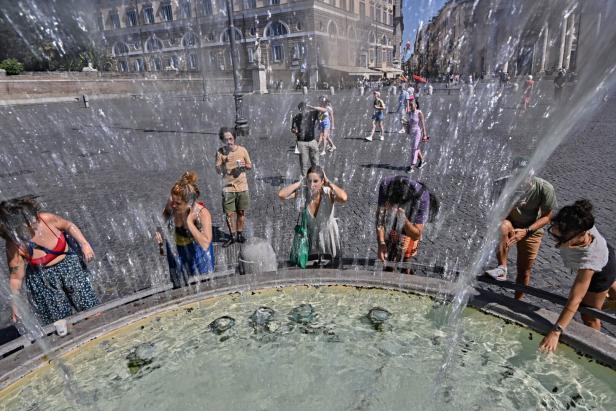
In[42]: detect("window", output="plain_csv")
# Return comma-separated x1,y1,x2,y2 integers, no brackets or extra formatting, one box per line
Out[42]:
161,4,173,22
97,14,105,31
340,0,346,10
144,6,155,24
146,37,163,52
270,0,280,5
350,0,355,13
203,0,212,16
376,6,381,23
328,22,338,38
189,54,199,70
247,47,254,64
222,28,242,43
127,9,137,26
244,0,256,9
272,44,284,62
180,1,192,18
151,57,162,71
292,43,306,60
113,42,130,56
360,54,367,67
182,32,198,47
359,2,365,19
134,58,145,72
118,60,129,72
110,11,121,29
266,21,288,37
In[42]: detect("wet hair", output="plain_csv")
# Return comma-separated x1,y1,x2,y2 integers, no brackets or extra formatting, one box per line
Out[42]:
373,91,381,97
218,127,236,142
383,178,439,223
297,102,306,111
171,171,200,204
552,199,594,239
306,165,325,181
319,95,329,105
0,195,41,242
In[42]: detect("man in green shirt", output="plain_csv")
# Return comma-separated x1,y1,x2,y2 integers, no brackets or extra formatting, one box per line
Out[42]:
485,158,557,299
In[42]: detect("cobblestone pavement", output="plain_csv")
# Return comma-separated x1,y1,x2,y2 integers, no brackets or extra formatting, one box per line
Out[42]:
0,82,614,333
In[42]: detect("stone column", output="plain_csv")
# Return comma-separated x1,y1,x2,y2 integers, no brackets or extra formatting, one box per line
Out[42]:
557,15,567,69
539,23,549,73
564,13,576,70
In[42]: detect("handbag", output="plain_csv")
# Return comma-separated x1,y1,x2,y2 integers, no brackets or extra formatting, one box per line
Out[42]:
289,207,309,268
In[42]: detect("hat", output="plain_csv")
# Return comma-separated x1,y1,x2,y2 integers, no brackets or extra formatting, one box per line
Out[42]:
511,156,529,171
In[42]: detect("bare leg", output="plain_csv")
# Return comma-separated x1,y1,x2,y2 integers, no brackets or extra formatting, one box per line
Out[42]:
515,256,536,300
581,291,609,330
369,121,376,138
236,210,246,233
225,212,237,235
496,220,514,267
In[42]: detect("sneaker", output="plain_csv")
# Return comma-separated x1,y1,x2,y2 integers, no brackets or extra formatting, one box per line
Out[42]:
222,236,236,248
398,128,406,134
405,166,413,173
365,136,373,141
320,150,326,155
417,159,426,169
236,232,247,244
294,145,300,154
484,266,508,281
328,145,336,152
379,135,384,141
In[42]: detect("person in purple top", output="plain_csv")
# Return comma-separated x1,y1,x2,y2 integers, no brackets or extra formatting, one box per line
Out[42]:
375,176,439,270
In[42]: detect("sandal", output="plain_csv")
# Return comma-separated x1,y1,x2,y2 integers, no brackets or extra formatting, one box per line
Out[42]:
484,266,508,281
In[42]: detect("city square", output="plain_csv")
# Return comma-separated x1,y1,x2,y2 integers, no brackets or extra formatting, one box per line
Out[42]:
0,0,615,409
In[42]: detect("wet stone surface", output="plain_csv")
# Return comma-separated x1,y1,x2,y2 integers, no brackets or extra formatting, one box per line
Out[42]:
0,87,615,335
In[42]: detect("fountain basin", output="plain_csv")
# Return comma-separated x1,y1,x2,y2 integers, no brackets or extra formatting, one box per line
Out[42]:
0,269,615,409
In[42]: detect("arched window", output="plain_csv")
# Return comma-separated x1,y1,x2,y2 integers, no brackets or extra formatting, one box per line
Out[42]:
381,35,387,46
327,21,338,39
369,31,376,44
146,36,164,52
347,26,357,41
221,27,243,43
265,21,289,38
112,41,130,56
182,31,198,47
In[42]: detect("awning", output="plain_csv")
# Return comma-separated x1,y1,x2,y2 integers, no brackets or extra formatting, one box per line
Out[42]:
372,67,405,78
321,65,382,77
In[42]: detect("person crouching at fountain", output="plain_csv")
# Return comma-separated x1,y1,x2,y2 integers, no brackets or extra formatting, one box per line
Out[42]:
278,166,347,267
0,196,99,326
156,171,214,289
215,127,253,247
485,158,556,299
375,176,439,272
539,200,616,353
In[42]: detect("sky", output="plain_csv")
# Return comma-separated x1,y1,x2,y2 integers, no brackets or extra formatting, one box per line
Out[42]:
402,0,447,60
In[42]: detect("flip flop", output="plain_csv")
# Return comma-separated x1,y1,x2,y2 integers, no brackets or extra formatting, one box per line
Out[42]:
484,267,508,281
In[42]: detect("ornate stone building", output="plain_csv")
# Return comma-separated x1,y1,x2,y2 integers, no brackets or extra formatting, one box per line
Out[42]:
411,0,607,77
95,0,404,91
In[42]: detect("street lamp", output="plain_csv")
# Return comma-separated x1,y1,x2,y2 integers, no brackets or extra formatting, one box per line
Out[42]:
225,0,249,136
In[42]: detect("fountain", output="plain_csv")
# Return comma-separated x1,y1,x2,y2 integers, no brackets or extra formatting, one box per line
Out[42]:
1,0,616,409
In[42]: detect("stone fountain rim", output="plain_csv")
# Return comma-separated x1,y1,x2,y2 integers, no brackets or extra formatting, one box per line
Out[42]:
1,268,615,392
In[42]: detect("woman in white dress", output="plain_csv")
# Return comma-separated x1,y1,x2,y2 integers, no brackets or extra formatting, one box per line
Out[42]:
278,166,348,264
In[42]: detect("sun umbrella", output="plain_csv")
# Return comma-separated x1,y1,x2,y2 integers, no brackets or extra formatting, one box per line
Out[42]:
412,74,428,83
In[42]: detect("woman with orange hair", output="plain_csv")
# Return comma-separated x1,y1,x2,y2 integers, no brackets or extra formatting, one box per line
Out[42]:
155,171,215,288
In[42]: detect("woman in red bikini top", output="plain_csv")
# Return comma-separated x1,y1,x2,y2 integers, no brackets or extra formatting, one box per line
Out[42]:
0,195,95,321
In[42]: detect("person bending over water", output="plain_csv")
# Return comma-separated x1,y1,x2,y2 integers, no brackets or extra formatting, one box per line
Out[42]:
0,196,98,325
539,200,616,353
156,171,214,288
278,165,347,266
308,96,336,154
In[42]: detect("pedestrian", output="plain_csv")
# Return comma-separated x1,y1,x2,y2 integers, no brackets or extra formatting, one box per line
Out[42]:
308,96,336,154
156,171,214,288
291,102,320,177
554,69,566,101
215,127,253,247
365,90,386,141
0,195,98,325
278,165,348,266
484,158,557,300
539,200,616,353
375,175,439,271
396,83,410,134
520,75,535,112
407,96,428,171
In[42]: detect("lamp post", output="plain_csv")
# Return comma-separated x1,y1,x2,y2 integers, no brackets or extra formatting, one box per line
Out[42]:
225,0,249,135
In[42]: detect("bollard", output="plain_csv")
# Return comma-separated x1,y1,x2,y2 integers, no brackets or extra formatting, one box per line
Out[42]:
302,86,308,95
428,85,433,95
359,86,365,96
329,86,335,96
82,94,89,108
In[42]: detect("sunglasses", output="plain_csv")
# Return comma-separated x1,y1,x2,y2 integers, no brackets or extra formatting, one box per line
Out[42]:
548,224,581,245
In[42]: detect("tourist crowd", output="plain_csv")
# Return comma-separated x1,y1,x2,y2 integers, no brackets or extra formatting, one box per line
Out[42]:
0,80,614,354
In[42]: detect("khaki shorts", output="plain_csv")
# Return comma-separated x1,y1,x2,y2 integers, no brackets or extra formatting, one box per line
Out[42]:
516,230,544,262
222,191,250,213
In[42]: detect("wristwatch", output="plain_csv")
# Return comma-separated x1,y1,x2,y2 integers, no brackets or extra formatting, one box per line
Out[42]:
378,241,386,246
551,323,564,334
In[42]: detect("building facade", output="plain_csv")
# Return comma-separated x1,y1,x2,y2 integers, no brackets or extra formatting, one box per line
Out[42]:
410,0,607,78
95,0,404,91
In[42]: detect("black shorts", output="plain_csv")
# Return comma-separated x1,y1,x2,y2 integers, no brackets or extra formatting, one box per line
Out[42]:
589,243,616,293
